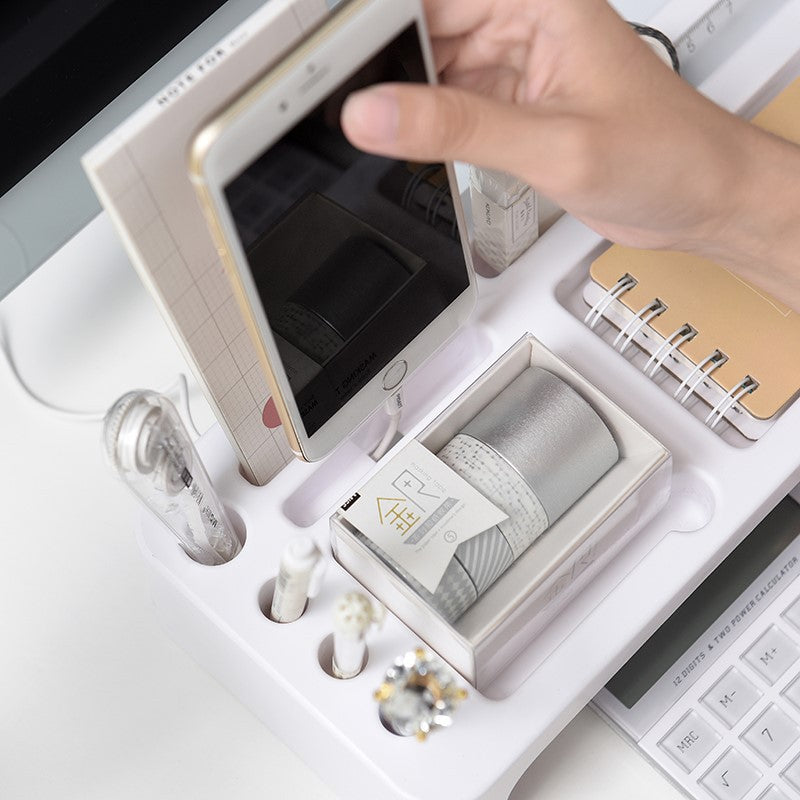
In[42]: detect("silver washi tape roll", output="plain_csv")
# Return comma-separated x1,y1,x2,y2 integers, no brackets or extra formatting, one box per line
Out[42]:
350,367,619,623
428,366,619,621
459,367,619,523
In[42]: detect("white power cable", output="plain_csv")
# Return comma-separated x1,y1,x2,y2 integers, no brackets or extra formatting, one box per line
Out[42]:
0,317,202,438
370,390,404,461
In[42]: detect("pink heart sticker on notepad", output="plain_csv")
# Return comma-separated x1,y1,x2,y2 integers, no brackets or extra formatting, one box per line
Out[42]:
262,398,282,429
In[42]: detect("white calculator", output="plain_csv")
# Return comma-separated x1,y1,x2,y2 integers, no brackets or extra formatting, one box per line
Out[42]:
593,493,800,800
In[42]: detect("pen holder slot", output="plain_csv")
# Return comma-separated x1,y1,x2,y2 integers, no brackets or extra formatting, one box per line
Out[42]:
258,576,309,623
317,633,369,679
167,504,249,567
227,506,248,552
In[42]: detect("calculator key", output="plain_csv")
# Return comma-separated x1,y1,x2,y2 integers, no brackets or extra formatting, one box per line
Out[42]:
699,748,761,800
781,753,800,791
702,667,762,728
782,674,800,712
756,786,791,800
783,596,800,633
742,626,800,685
659,710,722,772
741,704,800,765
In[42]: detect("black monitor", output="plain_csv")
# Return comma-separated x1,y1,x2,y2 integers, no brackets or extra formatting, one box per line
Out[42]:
0,0,273,301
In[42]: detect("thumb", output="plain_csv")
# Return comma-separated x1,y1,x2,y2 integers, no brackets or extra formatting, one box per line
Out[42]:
341,82,551,176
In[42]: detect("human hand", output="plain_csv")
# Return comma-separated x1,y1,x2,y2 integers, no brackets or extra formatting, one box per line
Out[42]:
340,0,761,257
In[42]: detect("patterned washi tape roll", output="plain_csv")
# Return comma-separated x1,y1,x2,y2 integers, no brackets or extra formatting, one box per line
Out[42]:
353,367,619,623
427,367,619,621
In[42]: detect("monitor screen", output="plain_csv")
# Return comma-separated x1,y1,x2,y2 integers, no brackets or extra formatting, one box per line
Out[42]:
0,0,273,301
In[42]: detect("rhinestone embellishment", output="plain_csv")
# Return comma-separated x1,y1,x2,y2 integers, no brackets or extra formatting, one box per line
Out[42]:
374,648,467,741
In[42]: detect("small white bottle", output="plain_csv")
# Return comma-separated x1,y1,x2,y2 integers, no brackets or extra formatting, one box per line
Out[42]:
470,166,539,275
270,537,326,623
332,592,384,679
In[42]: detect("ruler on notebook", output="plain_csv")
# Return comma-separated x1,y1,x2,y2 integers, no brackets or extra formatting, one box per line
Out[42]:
644,0,793,84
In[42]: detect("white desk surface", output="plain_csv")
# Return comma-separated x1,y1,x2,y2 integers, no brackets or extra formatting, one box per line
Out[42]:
0,213,686,799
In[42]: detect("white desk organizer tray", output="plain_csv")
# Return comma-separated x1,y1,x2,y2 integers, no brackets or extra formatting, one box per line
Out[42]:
137,7,800,800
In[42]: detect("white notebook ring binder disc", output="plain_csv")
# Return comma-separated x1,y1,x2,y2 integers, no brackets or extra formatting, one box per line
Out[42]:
584,273,637,329
705,375,759,430
643,324,697,378
581,271,777,440
674,349,728,405
613,298,667,355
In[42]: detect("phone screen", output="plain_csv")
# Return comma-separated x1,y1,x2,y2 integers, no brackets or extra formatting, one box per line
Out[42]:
223,23,470,437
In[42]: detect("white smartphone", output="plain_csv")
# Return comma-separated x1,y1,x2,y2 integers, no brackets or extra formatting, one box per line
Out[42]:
189,0,477,461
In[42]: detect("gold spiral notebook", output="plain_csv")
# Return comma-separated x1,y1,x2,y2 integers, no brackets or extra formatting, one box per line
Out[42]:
584,78,800,438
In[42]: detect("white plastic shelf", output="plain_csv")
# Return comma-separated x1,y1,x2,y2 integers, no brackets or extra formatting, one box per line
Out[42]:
137,8,800,799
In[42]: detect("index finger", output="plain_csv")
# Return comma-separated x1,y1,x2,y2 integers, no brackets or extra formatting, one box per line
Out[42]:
421,0,495,38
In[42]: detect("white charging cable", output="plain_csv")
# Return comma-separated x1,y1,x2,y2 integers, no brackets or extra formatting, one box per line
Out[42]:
0,316,201,437
370,390,404,461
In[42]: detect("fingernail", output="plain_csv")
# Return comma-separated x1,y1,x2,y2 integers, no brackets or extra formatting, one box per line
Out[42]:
342,87,399,144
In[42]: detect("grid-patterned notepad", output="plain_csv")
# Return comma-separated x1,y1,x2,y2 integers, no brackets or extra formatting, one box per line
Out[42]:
83,0,329,485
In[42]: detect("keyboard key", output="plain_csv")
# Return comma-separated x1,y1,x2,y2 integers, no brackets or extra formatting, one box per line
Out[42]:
741,704,800,765
781,753,800,791
756,786,791,800
743,626,800,685
700,748,761,800
702,667,762,728
783,596,800,633
659,710,721,772
781,674,800,712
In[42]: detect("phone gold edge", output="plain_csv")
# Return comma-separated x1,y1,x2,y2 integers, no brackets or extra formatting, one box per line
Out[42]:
187,0,373,179
186,0,386,462
193,177,307,459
